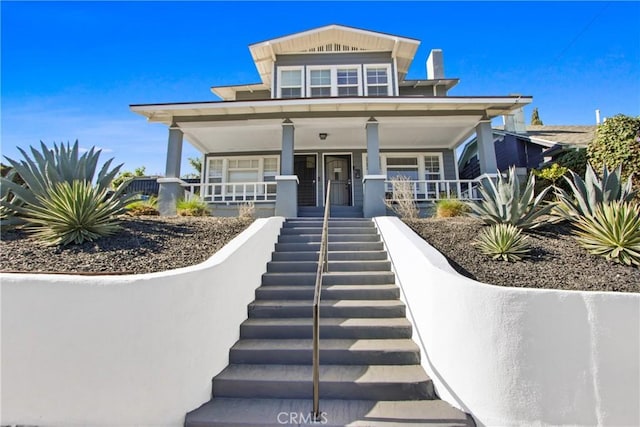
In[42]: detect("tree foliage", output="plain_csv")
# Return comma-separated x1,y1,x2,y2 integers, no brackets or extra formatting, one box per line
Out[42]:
112,165,146,189
530,107,543,125
555,148,588,178
588,114,640,197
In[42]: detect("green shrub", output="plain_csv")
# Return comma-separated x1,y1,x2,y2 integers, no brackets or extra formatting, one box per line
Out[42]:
574,202,640,266
466,166,554,230
533,163,568,185
554,164,636,221
24,180,127,246
556,148,588,178
177,197,209,216
588,114,640,197
475,223,531,262
435,198,469,218
126,197,159,216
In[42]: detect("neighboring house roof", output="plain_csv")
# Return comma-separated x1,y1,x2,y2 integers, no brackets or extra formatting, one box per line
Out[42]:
248,24,421,88
458,125,597,168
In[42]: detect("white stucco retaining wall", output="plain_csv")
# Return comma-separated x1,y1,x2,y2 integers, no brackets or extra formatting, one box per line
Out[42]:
375,216,640,427
1,216,284,427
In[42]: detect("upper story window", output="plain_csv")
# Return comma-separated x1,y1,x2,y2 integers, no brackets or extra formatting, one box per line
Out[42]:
365,65,392,96
337,68,359,96
309,69,331,97
276,63,392,98
278,67,303,98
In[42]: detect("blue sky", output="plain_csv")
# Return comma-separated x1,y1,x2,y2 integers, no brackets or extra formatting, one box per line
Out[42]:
2,1,639,176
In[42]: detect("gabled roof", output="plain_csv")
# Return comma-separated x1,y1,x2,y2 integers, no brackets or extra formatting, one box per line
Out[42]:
458,125,597,167
248,24,421,87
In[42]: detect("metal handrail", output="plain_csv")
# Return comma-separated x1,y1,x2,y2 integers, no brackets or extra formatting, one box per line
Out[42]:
312,180,331,420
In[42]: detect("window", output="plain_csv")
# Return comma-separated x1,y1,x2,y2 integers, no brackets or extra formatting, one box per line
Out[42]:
386,157,419,180
309,69,331,97
279,68,303,98
337,68,359,96
424,155,441,180
365,65,391,96
207,156,280,184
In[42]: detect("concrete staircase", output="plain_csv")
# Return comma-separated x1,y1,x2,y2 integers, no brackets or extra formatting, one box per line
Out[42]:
185,218,473,426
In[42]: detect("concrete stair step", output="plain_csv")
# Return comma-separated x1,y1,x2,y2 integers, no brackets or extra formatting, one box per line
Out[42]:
274,241,384,252
266,260,391,273
248,299,406,319
229,338,420,365
271,250,388,261
284,220,374,228
212,364,434,400
255,284,400,301
262,271,395,286
278,234,380,243
185,398,474,427
280,227,376,235
240,318,412,339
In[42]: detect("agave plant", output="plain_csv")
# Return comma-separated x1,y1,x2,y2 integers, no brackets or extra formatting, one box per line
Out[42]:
0,169,25,226
475,223,531,262
554,164,636,221
466,167,554,230
24,180,130,246
0,140,127,208
574,201,640,266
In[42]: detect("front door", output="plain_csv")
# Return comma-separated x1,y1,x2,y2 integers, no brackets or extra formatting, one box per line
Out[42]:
294,155,317,206
325,155,352,206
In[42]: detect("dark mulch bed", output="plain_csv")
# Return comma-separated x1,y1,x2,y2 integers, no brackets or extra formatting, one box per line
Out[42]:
0,216,252,274
405,216,639,293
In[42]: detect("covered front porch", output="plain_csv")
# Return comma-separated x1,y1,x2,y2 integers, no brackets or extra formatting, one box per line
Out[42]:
130,97,531,217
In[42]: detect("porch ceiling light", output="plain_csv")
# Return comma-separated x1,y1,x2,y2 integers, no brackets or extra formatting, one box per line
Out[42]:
319,133,328,140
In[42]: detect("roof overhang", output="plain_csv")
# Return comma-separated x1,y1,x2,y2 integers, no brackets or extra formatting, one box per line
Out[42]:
248,24,421,86
130,96,532,154
210,83,269,101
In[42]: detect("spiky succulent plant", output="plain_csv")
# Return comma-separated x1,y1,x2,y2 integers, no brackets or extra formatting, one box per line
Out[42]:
554,164,636,221
0,141,137,245
466,167,554,230
574,201,640,266
24,180,129,246
475,223,531,262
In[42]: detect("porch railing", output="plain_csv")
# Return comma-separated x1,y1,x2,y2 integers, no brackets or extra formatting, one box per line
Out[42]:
384,177,494,202
182,182,277,203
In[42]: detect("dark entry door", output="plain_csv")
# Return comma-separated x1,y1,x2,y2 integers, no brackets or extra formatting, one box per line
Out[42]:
325,155,352,206
294,155,317,206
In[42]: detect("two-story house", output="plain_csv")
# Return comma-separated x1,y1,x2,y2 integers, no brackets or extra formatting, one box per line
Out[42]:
131,24,531,217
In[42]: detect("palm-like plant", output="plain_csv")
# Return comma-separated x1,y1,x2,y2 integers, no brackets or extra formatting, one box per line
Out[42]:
25,181,128,246
466,167,554,230
554,164,636,221
574,201,640,266
475,223,531,262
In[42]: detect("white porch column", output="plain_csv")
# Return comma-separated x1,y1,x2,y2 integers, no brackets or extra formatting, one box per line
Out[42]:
476,120,498,174
275,119,298,217
158,123,184,216
363,117,386,218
